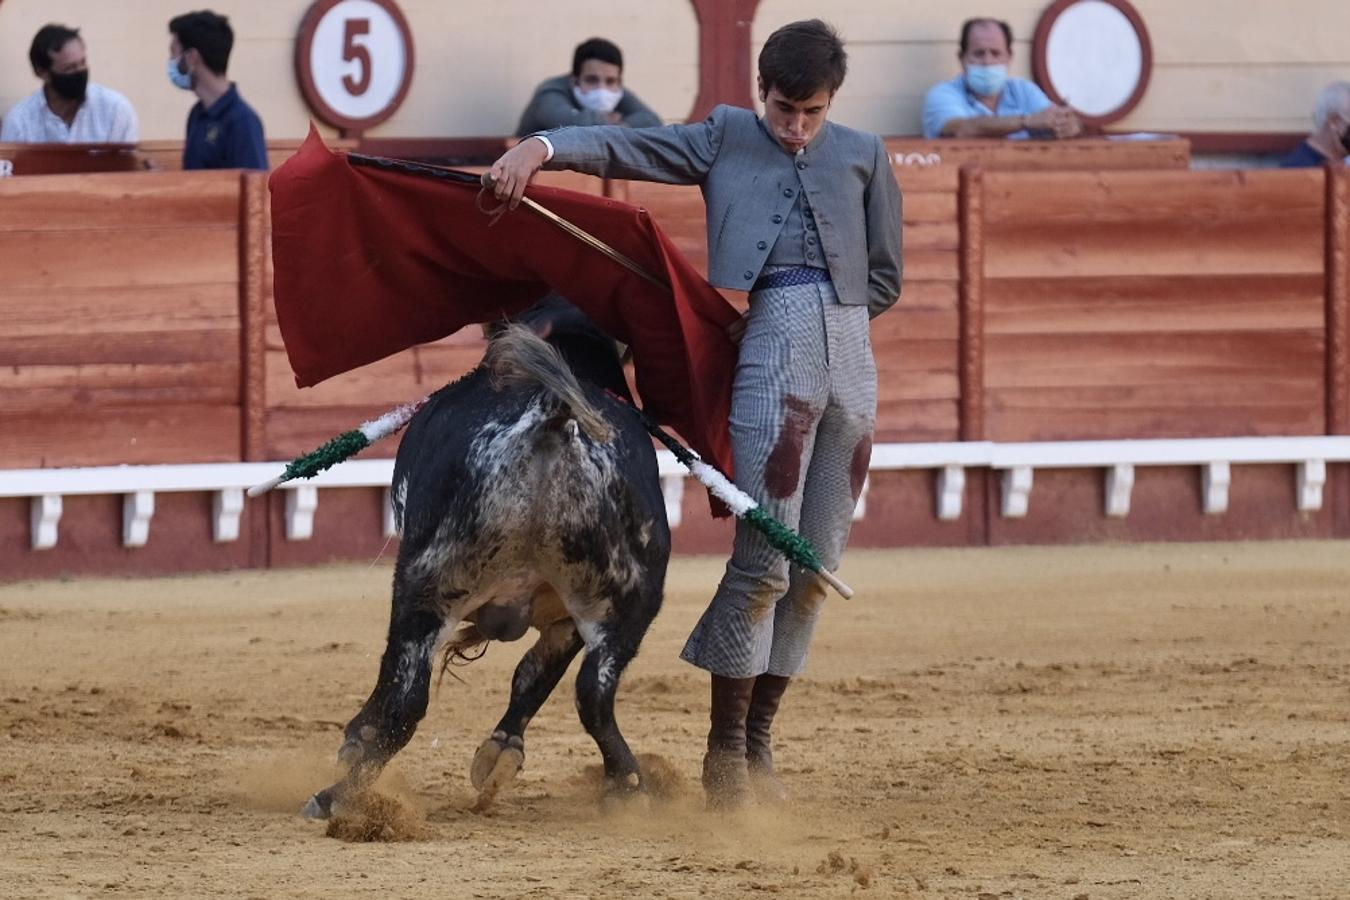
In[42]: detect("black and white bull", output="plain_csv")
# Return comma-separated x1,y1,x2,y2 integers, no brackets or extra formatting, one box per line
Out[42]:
302,298,670,818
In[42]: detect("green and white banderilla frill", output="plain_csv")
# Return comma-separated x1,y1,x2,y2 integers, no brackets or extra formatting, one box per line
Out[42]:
248,393,854,599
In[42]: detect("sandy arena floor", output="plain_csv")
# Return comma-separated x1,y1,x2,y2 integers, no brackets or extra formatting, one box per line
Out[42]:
0,542,1347,898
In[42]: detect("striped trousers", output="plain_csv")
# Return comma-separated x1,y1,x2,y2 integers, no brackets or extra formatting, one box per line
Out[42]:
680,272,877,678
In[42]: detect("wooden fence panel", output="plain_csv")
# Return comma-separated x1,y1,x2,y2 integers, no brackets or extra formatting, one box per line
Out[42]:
263,326,487,460
983,275,1326,334
2,408,243,469
884,137,1190,171
885,164,963,441
0,171,240,229
980,168,1327,441
1327,167,1350,436
0,171,247,467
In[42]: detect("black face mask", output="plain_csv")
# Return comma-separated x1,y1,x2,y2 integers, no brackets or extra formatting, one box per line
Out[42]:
49,69,88,102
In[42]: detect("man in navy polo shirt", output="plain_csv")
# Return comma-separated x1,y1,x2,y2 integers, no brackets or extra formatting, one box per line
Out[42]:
168,10,266,170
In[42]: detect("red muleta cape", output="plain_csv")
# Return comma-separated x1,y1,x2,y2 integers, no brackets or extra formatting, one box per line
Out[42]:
268,129,739,487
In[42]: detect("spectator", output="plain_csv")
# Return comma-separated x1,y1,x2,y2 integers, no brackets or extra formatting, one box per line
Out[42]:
1280,81,1350,168
168,10,267,170
922,17,1081,140
1,24,138,143
515,38,662,136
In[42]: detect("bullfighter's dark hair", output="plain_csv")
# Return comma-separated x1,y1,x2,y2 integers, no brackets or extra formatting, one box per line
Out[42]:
29,24,81,75
572,37,623,77
169,9,234,76
959,18,1014,55
758,19,847,101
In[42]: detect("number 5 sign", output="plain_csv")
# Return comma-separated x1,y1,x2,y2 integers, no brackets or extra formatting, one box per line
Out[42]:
295,0,415,134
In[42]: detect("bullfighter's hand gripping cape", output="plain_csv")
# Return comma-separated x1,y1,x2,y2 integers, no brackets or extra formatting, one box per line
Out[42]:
268,128,739,480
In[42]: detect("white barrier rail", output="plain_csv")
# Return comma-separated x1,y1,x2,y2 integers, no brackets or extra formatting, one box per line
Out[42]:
0,458,691,551
4,435,1350,550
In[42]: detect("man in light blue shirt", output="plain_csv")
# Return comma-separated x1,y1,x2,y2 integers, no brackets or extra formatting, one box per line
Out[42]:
922,17,1081,140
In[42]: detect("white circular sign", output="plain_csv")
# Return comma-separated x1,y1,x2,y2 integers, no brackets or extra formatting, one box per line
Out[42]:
297,0,414,131
1043,0,1146,118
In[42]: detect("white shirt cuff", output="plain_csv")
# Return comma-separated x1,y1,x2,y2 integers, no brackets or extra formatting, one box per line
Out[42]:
531,134,555,162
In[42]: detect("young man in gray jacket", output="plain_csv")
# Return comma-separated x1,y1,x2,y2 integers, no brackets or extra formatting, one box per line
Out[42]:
489,18,902,808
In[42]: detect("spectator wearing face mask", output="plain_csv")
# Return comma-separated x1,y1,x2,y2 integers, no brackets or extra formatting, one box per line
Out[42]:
1,24,138,143
168,10,267,170
922,17,1081,140
1281,81,1350,168
515,37,662,137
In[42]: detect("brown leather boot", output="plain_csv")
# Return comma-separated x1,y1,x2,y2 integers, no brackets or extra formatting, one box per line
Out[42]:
745,674,791,804
701,674,757,809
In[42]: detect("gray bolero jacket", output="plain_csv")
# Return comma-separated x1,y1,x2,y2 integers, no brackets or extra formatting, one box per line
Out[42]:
540,104,903,318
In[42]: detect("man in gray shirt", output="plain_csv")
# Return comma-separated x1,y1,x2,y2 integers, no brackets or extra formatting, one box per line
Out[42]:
514,37,661,136
491,19,901,810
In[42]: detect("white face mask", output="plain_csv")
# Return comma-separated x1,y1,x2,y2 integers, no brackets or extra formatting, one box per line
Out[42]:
572,84,623,114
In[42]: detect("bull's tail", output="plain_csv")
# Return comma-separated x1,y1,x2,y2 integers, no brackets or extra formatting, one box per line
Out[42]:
484,324,615,442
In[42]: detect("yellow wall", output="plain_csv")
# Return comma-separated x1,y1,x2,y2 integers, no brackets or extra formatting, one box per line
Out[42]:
757,0,1350,135
0,0,698,140
3,0,1347,140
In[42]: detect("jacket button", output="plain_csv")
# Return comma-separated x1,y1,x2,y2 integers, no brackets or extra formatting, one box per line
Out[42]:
796,161,807,170
743,271,754,280
756,240,767,250
772,214,783,224
783,188,793,197
807,252,817,261
806,236,816,245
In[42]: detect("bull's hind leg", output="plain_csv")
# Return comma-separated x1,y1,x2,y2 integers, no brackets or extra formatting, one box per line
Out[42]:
573,613,650,802
301,595,443,820
471,619,583,808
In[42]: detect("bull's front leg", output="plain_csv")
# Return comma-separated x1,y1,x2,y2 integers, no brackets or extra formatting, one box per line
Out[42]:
301,604,444,819
471,618,583,809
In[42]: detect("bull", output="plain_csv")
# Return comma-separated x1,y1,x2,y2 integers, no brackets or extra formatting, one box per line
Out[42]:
301,297,671,818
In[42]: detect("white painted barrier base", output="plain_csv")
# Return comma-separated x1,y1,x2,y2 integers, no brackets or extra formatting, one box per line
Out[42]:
3,436,1349,550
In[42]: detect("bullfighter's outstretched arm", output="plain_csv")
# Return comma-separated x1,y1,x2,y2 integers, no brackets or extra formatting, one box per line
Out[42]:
489,106,733,207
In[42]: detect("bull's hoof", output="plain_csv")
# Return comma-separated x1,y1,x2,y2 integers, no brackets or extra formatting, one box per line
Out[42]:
336,737,365,769
599,771,648,813
469,731,524,809
300,790,334,820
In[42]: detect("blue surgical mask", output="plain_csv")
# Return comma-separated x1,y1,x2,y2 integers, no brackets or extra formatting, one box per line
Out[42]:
167,55,193,91
965,63,1008,98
